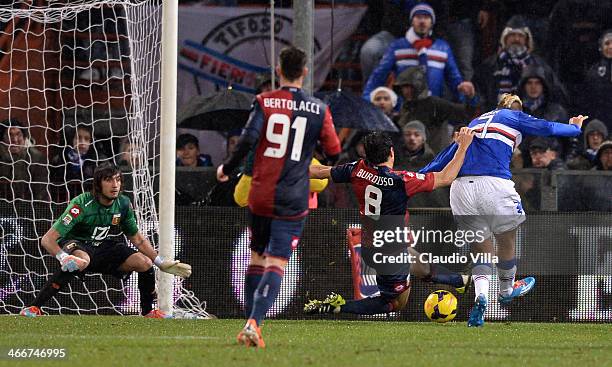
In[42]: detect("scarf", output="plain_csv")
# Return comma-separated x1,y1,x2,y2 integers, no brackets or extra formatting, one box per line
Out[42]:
523,95,545,113
496,47,531,96
406,27,433,67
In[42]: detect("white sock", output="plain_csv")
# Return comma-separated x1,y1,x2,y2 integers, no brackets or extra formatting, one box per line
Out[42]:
498,265,517,297
472,264,492,302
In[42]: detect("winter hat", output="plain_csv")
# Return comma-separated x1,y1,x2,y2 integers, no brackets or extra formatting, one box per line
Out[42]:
370,87,398,108
402,120,427,141
500,16,534,52
409,3,436,25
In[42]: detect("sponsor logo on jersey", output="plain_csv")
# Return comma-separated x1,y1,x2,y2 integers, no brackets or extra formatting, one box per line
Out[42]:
69,205,81,218
416,173,425,180
62,214,72,226
112,214,121,225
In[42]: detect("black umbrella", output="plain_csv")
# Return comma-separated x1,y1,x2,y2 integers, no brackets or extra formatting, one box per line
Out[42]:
177,88,255,131
316,89,399,133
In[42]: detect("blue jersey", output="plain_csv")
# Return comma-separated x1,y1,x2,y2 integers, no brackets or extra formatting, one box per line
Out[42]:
420,109,582,179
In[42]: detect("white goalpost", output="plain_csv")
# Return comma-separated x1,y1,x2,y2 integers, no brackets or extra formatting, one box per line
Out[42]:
0,0,209,318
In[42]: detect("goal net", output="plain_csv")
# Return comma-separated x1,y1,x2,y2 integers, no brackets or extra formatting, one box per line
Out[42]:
0,0,209,318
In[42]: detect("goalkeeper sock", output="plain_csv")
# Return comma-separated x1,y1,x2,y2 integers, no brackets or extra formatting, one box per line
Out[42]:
244,264,264,318
497,258,517,297
340,297,392,315
32,269,74,307
250,265,284,326
472,262,493,302
425,264,465,288
138,267,156,315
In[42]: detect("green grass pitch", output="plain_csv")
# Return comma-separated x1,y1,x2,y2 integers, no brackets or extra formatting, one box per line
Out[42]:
0,316,610,367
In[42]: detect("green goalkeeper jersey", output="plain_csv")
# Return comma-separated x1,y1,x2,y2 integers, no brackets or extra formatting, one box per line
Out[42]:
52,192,139,244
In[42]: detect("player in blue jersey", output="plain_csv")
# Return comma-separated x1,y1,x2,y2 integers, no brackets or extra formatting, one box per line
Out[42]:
303,130,475,316
217,46,341,348
420,93,587,327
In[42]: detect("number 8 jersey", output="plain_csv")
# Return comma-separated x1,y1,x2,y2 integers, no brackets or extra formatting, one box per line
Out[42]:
331,159,435,217
230,86,341,218
52,192,139,244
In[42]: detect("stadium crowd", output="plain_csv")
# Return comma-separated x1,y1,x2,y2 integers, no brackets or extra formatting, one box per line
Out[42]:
0,0,610,210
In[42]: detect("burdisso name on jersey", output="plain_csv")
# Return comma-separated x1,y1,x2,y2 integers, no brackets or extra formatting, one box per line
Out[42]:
262,98,321,114
355,168,394,186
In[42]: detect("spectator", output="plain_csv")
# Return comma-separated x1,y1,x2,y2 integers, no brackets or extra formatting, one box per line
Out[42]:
593,140,612,171
547,1,612,87
362,3,474,102
394,66,477,152
225,129,242,160
516,65,569,166
445,1,498,81
568,119,609,170
0,119,47,200
528,137,566,170
176,133,213,167
117,137,143,169
584,30,612,131
369,86,399,121
394,120,434,171
474,16,566,110
359,0,416,83
52,125,106,183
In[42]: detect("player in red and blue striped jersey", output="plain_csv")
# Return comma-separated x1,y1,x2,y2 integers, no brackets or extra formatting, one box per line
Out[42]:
304,130,475,316
217,46,341,348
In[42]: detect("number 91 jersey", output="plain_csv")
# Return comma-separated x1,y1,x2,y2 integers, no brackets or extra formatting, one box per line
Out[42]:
331,159,435,218
245,86,341,218
52,192,139,244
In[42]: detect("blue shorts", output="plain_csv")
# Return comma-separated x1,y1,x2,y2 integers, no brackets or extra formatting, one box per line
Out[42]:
249,212,306,260
376,273,410,301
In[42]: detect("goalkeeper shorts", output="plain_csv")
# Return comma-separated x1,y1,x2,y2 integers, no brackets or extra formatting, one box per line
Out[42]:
59,239,137,279
248,212,305,260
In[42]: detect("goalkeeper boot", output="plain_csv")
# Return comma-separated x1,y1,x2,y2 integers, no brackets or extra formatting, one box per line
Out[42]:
237,319,265,348
304,293,345,314
144,309,172,319
455,274,472,295
498,277,536,305
19,306,42,317
467,293,487,327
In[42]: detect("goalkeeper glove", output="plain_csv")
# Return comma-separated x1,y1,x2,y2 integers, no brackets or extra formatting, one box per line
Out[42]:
56,250,86,272
154,256,192,278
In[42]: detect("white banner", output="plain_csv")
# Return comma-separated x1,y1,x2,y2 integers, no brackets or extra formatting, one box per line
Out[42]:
177,5,366,107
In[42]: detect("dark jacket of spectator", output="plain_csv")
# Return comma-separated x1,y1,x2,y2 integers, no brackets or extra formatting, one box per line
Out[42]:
395,66,477,153
547,0,612,85
517,65,569,166
567,119,609,170
583,30,612,132
475,17,566,110
593,140,612,171
51,146,106,183
0,121,47,200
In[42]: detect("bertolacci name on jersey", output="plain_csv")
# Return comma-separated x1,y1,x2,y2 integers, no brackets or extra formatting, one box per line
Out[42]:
356,169,394,187
263,98,321,115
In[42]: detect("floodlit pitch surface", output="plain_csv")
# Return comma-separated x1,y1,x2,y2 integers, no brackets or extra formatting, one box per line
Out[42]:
0,317,610,367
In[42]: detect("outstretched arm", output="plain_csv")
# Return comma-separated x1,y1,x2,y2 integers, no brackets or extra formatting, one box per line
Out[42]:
310,165,332,180
432,127,475,189
128,232,191,278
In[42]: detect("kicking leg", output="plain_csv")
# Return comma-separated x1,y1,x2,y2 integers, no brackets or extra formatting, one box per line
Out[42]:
495,229,535,304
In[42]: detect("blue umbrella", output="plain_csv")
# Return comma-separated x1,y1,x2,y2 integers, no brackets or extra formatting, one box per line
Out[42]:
316,89,399,133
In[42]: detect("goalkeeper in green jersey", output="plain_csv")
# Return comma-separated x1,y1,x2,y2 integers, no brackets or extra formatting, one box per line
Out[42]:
20,164,191,318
